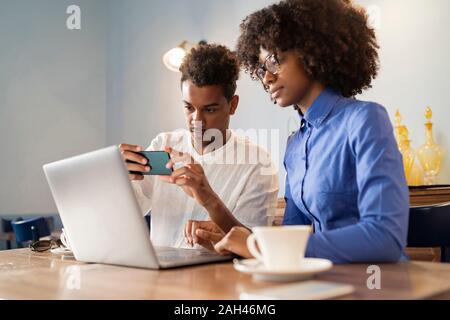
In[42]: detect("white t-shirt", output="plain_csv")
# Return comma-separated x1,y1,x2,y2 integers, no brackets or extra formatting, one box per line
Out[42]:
132,129,279,248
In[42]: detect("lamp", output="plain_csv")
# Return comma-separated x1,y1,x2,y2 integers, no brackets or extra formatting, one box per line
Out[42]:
162,40,207,72
163,41,189,72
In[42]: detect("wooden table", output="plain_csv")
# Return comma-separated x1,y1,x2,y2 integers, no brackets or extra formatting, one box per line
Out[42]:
409,185,450,206
0,249,450,300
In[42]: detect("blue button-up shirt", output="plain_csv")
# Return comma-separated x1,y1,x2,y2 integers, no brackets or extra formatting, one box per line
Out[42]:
283,88,409,263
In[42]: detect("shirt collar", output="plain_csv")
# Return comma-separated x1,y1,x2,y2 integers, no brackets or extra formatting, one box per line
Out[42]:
300,87,341,128
187,129,235,163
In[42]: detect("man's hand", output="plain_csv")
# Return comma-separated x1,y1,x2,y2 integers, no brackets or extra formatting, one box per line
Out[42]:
184,220,225,250
159,147,219,207
187,220,254,258
118,143,150,181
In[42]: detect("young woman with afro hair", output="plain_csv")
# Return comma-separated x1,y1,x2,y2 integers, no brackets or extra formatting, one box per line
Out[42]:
188,0,409,264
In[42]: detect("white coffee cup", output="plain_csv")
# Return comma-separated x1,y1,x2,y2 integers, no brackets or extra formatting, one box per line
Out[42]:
246,226,311,270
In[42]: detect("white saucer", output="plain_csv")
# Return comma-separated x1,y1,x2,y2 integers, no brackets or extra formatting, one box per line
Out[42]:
233,258,333,282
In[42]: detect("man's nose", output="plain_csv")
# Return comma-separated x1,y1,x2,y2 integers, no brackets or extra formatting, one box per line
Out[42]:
193,110,204,122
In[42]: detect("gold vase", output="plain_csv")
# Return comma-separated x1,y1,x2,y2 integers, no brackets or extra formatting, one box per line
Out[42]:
394,110,420,185
417,107,444,185
400,139,416,184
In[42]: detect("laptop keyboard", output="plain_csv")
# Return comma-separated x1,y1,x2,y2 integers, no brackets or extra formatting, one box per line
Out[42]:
155,246,221,262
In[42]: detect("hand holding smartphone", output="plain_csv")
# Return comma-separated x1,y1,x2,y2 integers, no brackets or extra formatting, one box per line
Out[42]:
119,144,173,180
128,151,173,176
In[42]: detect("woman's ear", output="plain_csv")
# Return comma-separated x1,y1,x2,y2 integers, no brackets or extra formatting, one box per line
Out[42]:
229,95,239,115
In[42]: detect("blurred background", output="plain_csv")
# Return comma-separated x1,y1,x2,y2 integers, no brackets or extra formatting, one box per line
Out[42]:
1,0,449,222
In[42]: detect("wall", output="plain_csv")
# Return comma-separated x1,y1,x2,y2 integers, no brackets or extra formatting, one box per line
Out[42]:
0,0,106,214
105,0,205,146
357,0,450,184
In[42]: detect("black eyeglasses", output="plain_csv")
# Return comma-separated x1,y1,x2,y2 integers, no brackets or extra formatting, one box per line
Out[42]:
29,239,62,252
251,53,281,84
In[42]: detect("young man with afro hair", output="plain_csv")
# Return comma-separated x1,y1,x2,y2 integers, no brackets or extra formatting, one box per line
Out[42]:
120,43,278,248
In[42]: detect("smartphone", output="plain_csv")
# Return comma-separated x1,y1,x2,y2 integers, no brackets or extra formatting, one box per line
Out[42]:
128,151,173,176
240,280,355,300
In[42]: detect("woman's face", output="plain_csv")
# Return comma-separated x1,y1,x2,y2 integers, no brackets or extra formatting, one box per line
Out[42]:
258,48,313,108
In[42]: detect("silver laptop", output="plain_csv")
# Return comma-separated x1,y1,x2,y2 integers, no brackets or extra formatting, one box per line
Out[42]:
43,145,232,269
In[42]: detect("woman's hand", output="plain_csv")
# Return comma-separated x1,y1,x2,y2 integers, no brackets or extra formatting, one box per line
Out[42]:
212,226,253,258
159,147,220,207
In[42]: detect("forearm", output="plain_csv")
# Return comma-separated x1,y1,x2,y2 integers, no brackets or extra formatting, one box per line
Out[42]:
203,196,245,233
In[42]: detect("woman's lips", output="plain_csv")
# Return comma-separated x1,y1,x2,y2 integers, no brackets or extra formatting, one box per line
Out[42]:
271,87,283,99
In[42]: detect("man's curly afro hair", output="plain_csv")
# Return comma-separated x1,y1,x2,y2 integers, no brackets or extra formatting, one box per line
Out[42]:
236,0,379,97
180,43,240,101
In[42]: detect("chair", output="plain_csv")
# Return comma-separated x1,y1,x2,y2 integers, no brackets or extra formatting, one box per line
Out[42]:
1,218,22,250
407,202,450,262
11,217,52,247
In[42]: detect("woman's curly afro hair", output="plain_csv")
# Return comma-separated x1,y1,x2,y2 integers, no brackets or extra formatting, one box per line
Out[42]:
236,0,379,97
180,43,240,101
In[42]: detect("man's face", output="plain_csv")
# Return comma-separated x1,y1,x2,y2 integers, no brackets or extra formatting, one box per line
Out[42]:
182,80,238,149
